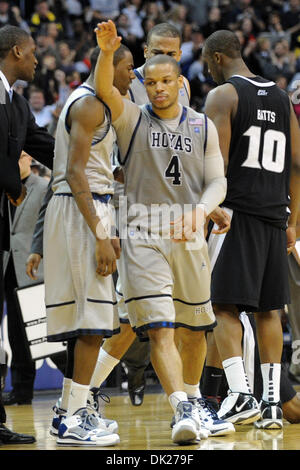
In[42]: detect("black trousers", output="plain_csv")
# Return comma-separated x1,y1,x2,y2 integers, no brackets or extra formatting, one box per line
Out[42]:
0,251,6,423
3,256,66,398
4,257,36,398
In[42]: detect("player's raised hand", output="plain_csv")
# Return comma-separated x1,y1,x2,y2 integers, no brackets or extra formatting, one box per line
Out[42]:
94,20,121,52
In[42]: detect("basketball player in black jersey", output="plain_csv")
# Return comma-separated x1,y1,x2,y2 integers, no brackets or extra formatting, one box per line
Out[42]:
202,30,300,429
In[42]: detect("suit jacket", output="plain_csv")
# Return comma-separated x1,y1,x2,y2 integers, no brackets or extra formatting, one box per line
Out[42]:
0,82,54,251
30,176,53,256
3,173,48,288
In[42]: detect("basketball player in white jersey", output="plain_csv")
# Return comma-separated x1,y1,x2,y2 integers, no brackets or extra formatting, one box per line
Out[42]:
94,20,234,445
43,45,135,446
91,22,192,410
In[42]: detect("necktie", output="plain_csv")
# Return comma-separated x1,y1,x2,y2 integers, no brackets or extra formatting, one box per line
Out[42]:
8,88,13,102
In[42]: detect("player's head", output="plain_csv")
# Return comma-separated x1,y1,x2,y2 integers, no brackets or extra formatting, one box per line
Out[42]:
144,54,183,111
0,25,37,82
90,44,135,95
202,30,242,85
144,23,182,63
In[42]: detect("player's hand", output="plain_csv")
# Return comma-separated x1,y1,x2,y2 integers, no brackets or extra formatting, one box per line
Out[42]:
7,184,27,207
113,166,124,183
95,238,117,276
26,253,42,280
94,20,122,52
210,207,231,234
111,236,121,259
170,206,206,242
286,225,296,255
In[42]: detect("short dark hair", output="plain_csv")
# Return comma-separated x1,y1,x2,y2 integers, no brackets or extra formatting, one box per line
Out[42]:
146,22,182,46
90,44,131,75
144,54,181,77
0,25,31,60
204,30,241,59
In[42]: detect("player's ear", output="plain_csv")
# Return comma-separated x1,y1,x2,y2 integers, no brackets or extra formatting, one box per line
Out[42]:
177,74,184,88
144,44,148,60
214,52,221,64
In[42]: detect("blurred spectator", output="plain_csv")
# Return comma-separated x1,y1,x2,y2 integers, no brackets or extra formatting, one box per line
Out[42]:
234,0,266,33
28,87,56,129
235,28,263,75
263,38,296,81
121,0,145,39
140,1,165,24
282,0,300,50
30,0,63,37
88,0,121,21
0,1,30,32
202,7,225,39
65,0,87,21
255,35,273,71
70,17,93,52
34,52,59,104
165,3,188,33
57,41,76,75
180,26,204,76
267,11,289,43
276,73,288,89
182,0,210,28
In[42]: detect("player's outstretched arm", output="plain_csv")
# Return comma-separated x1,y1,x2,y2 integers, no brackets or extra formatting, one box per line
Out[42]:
94,20,124,122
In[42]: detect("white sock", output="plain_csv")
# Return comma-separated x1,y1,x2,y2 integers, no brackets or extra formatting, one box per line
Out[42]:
89,348,120,390
222,356,251,394
261,363,281,403
67,381,90,417
60,377,72,411
168,391,188,413
184,382,201,399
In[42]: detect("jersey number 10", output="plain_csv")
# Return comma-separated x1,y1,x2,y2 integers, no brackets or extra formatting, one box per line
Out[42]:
242,125,286,173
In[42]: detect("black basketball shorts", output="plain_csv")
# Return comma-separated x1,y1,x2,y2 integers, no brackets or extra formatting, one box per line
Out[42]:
208,209,290,312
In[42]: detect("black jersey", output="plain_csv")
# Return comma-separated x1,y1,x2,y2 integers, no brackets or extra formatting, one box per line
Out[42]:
223,75,291,229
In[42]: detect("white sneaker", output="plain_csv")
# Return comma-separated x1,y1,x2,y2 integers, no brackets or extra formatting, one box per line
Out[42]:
50,398,66,436
87,388,118,433
172,401,201,445
57,408,120,447
190,398,235,436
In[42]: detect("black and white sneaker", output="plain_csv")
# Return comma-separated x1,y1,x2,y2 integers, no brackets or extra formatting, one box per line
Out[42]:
171,401,201,445
218,391,261,425
254,401,283,429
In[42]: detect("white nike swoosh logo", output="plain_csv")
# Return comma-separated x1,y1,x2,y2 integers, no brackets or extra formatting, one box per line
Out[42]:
235,398,250,413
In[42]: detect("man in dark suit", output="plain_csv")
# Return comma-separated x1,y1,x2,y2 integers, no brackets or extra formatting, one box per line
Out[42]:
0,25,54,445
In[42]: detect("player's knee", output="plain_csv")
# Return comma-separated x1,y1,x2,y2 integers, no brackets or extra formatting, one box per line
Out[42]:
78,334,103,348
148,327,174,347
176,328,205,346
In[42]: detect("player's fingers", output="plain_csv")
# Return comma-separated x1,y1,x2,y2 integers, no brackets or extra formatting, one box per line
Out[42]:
26,261,36,280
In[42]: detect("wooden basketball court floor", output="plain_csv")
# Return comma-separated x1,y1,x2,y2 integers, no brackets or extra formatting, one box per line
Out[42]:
2,388,300,452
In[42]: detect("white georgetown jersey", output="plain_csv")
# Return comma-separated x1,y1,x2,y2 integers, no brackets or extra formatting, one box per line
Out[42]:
52,83,115,195
114,100,208,235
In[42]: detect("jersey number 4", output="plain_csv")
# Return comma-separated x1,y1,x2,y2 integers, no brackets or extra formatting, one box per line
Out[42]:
242,125,286,173
164,155,182,185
